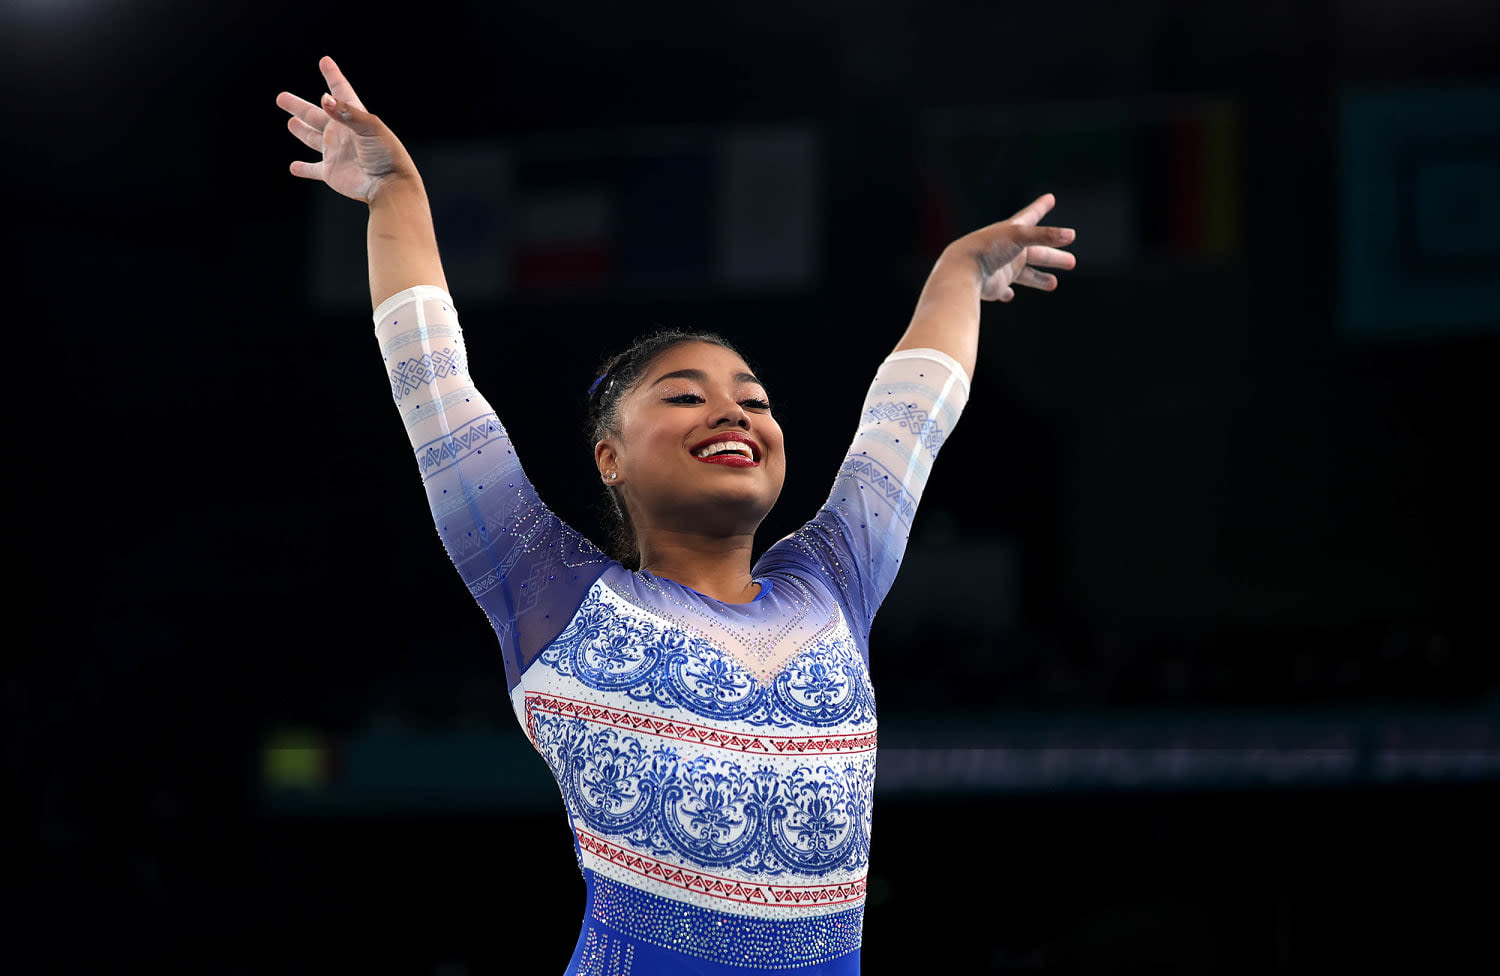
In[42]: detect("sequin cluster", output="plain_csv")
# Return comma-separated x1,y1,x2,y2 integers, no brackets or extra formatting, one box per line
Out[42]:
576,928,635,976
631,573,824,682
588,874,863,969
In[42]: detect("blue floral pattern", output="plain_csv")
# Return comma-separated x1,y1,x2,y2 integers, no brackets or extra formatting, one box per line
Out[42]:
532,716,875,876
528,586,878,878
539,589,876,728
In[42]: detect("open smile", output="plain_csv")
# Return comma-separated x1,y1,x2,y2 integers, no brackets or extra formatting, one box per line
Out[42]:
689,432,761,467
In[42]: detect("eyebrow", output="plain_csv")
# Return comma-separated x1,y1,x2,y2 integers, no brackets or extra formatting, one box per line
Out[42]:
649,368,765,388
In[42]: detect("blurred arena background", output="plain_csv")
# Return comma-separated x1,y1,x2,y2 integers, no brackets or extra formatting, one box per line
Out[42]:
7,0,1497,972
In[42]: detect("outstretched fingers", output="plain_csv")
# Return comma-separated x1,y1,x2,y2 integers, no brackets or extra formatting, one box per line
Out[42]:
277,90,328,179
1014,266,1059,291
286,114,323,153
288,158,325,182
1012,240,1075,292
276,90,329,129
1024,244,1077,270
1014,223,1076,249
969,197,1078,299
318,56,366,112
1008,192,1056,227
1005,194,1076,258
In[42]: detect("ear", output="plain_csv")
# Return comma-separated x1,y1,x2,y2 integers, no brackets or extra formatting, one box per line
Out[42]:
595,438,622,485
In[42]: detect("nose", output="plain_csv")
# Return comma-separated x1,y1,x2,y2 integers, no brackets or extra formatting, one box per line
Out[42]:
709,395,749,429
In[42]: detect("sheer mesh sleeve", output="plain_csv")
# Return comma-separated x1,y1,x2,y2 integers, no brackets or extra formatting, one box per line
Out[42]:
758,348,970,648
373,286,611,691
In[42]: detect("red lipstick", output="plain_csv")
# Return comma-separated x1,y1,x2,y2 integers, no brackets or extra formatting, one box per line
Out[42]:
689,432,761,466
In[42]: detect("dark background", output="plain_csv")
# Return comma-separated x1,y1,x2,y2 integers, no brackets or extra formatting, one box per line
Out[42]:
7,0,1498,973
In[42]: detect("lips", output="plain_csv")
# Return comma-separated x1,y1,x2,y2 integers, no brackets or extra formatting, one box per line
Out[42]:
689,432,761,466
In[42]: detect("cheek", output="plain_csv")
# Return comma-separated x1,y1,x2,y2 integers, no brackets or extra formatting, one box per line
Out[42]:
767,424,787,459
649,426,687,456
766,430,788,478
618,411,678,460
628,424,687,471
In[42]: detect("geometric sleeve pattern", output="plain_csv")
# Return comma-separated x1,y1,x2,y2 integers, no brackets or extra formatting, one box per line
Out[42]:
759,348,970,655
373,285,610,691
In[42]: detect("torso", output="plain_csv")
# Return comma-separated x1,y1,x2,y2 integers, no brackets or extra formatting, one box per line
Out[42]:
514,565,876,973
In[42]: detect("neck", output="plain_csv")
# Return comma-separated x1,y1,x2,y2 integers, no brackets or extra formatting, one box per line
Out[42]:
637,530,759,604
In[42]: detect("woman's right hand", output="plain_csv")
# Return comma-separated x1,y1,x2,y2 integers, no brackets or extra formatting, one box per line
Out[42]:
276,56,418,204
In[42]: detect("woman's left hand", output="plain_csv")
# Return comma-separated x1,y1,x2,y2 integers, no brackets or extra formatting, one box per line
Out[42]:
947,193,1077,302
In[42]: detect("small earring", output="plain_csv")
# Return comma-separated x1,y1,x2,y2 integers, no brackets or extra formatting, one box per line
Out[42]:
607,472,617,480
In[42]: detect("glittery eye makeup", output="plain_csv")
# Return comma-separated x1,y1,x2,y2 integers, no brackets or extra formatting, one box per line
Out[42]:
732,379,771,410
655,386,769,409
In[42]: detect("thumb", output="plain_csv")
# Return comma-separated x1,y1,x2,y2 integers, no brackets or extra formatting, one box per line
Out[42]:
1007,192,1056,228
321,92,381,134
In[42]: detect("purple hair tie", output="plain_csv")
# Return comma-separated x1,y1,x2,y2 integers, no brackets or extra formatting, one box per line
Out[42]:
588,372,608,397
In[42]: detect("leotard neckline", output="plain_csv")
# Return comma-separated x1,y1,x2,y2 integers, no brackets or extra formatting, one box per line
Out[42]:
638,569,774,604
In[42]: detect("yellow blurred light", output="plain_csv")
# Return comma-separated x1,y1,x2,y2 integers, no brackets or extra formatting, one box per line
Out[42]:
262,730,327,789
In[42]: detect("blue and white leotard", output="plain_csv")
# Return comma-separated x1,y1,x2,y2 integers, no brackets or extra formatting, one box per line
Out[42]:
375,286,969,975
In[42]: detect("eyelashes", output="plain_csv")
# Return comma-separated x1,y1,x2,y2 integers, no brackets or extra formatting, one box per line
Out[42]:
662,393,772,410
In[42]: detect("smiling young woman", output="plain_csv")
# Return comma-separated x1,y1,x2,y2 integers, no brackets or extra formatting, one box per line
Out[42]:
589,336,787,602
280,55,1074,976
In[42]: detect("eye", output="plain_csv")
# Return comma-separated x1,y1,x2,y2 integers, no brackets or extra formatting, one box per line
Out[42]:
741,398,772,411
663,393,704,404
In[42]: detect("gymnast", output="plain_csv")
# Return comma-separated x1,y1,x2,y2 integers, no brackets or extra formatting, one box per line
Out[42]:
278,54,1075,975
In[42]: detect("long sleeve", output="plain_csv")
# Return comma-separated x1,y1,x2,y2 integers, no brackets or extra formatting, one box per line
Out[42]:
373,286,611,691
758,347,970,649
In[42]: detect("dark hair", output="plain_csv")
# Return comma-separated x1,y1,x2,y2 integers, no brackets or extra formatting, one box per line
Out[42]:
585,327,747,568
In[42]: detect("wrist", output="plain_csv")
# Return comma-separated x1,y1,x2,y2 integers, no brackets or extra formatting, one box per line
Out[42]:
929,245,985,292
367,169,426,208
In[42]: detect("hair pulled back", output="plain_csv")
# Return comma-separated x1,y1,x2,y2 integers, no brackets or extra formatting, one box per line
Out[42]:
585,327,747,569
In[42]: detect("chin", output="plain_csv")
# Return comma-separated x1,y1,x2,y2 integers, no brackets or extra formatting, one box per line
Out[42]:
710,489,779,524
677,483,781,533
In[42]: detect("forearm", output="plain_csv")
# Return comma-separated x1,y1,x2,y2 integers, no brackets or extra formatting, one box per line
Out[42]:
367,175,449,312
891,247,983,380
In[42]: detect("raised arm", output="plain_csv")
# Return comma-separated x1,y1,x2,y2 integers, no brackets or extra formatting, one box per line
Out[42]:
892,193,1076,379
277,58,608,690
764,199,1076,651
276,55,446,308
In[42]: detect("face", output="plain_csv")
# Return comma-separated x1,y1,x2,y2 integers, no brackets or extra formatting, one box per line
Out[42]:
596,341,786,541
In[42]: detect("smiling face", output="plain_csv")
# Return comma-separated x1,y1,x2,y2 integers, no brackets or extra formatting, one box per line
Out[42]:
595,340,786,545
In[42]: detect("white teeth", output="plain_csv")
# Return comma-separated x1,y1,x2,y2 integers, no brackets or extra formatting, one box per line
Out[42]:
695,440,754,459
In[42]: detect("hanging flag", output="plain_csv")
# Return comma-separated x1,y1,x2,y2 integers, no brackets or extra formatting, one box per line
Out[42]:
505,126,818,296
1140,100,1240,260
922,98,1243,272
311,124,822,304
421,142,512,302
511,186,614,290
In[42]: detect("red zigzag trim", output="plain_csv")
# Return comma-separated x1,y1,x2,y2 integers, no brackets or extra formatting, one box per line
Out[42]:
524,693,876,755
575,829,866,908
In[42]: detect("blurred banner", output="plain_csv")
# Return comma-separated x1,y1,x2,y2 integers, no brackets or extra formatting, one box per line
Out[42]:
263,707,1498,816
920,97,1243,271
1338,87,1500,341
309,124,821,308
